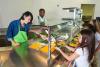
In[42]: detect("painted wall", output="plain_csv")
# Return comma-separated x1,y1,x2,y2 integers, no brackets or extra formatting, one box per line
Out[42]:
0,0,99,28
93,0,100,18
0,0,33,28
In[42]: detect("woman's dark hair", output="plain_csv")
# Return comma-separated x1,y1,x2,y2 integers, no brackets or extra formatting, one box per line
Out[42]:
79,29,95,62
82,20,96,33
87,24,96,33
96,17,100,22
91,19,96,33
20,11,33,23
95,20,100,33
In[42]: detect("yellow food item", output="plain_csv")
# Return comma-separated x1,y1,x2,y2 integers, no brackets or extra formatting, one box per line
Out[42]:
40,45,48,53
51,47,56,52
73,38,78,42
40,42,56,53
39,46,56,53
29,41,56,53
69,43,78,47
57,40,66,46
29,42,42,49
77,33,81,37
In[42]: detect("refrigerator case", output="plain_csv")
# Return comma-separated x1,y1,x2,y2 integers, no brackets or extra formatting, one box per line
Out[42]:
28,7,83,66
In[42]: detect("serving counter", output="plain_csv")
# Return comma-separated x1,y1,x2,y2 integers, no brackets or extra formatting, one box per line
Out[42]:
0,7,83,66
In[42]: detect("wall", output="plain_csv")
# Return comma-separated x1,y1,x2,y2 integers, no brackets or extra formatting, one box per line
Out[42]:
0,0,99,28
93,0,100,18
36,0,95,25
0,0,33,28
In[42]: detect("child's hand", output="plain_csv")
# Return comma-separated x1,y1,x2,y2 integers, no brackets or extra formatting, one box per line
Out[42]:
55,47,61,51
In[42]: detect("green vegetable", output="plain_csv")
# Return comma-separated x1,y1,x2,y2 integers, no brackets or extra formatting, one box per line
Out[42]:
37,38,48,43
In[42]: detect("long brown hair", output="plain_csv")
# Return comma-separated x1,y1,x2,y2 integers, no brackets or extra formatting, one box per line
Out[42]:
95,20,100,33
79,29,95,62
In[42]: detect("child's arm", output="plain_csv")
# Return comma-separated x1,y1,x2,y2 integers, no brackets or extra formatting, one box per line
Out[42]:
65,45,76,52
55,47,79,61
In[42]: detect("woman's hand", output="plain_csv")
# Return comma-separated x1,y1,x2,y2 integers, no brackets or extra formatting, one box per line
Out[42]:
12,42,20,48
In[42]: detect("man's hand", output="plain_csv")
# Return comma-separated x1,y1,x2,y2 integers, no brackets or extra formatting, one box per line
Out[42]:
40,34,48,40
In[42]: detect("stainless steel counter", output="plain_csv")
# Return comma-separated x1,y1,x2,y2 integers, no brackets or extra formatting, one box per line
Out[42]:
0,27,48,67
1,49,48,67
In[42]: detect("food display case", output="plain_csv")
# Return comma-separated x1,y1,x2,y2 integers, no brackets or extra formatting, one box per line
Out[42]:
28,7,83,67
29,22,82,66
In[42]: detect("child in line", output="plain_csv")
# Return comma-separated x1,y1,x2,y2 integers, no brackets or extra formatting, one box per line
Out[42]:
56,29,95,67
